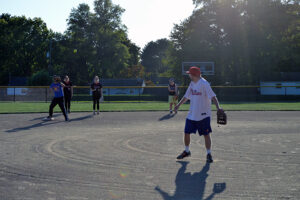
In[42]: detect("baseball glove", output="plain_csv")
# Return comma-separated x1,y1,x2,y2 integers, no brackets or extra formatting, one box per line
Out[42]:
217,110,227,125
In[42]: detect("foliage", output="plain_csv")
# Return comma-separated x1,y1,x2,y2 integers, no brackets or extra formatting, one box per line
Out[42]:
27,70,52,86
0,14,50,85
0,0,299,86
141,38,172,79
166,0,300,85
120,64,145,78
0,0,141,85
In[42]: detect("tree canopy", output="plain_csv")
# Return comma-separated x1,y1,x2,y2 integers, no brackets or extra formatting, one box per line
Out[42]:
0,0,299,86
166,0,300,85
0,0,140,85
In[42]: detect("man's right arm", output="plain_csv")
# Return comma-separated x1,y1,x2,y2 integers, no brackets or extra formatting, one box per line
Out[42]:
175,85,191,111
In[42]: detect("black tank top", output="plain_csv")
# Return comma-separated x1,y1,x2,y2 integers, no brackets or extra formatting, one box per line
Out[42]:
169,84,176,95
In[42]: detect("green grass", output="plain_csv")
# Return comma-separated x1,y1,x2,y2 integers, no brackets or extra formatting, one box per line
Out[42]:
0,101,299,113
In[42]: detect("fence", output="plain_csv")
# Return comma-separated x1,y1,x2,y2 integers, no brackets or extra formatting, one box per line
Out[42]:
0,86,299,102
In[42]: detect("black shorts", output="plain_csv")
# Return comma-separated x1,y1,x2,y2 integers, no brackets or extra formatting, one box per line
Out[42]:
184,117,212,136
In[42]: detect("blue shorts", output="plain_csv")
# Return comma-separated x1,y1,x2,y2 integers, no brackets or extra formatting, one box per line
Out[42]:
184,117,212,136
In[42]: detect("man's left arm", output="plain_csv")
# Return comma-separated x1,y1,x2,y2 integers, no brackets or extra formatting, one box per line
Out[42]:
205,84,223,112
212,96,223,112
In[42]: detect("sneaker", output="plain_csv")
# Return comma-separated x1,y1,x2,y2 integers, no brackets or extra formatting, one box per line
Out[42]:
206,153,213,163
97,110,100,115
45,116,54,121
176,151,191,159
93,111,96,115
65,117,70,122
68,110,71,114
170,110,173,114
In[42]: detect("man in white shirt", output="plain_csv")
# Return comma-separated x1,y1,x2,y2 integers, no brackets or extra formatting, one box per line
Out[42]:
174,66,224,163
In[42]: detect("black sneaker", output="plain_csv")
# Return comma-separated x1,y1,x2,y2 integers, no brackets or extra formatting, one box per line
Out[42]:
170,110,173,114
207,153,213,163
177,151,191,159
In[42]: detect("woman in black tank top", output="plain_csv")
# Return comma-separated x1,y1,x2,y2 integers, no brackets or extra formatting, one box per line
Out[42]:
168,78,178,114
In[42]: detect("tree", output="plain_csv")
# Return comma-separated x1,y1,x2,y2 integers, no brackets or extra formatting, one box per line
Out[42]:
141,38,172,79
167,0,300,85
0,14,50,85
27,70,51,86
63,0,134,82
0,0,142,86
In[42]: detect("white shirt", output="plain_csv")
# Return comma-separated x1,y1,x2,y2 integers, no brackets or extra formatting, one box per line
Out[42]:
184,78,216,121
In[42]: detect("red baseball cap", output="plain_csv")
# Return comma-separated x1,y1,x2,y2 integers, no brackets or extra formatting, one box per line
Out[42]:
186,66,201,77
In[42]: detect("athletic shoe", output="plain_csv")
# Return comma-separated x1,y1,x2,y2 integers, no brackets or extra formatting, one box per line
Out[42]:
45,116,54,121
170,110,173,114
176,151,191,159
206,153,213,163
97,110,100,115
65,117,70,122
68,110,71,114
93,111,96,115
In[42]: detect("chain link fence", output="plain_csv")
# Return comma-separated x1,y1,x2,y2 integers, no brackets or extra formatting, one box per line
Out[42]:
0,86,299,102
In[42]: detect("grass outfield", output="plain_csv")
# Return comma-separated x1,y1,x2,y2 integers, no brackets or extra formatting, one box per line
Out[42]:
0,101,299,113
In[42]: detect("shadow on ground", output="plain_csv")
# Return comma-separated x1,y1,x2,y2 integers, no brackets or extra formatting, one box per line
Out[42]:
30,114,60,121
5,114,93,133
158,113,176,121
70,114,94,122
155,161,226,200
5,121,62,133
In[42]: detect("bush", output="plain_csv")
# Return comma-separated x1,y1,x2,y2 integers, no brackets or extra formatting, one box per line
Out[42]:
27,70,52,86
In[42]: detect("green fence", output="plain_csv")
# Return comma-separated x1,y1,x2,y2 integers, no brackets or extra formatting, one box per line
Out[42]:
0,86,299,102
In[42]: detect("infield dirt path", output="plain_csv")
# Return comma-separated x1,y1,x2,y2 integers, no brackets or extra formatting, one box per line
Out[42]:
0,111,299,200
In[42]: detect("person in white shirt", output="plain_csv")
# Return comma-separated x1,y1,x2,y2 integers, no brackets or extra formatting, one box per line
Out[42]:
174,66,224,163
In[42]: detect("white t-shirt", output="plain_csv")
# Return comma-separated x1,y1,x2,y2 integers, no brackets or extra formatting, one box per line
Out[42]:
184,78,216,121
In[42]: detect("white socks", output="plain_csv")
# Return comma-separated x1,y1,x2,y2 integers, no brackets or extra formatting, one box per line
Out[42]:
185,146,190,153
207,149,211,155
184,147,211,154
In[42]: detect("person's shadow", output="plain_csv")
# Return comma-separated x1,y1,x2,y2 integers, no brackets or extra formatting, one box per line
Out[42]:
5,114,93,133
5,121,62,133
69,114,93,122
158,113,176,121
155,161,226,200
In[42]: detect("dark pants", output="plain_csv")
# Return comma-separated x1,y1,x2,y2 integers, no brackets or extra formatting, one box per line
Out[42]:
49,97,68,120
64,94,72,111
93,95,100,110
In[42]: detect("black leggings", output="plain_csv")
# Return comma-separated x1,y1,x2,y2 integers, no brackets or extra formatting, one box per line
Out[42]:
49,97,68,119
64,95,71,111
93,95,100,110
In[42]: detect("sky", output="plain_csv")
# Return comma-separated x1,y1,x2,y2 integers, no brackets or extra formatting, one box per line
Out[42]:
0,0,195,48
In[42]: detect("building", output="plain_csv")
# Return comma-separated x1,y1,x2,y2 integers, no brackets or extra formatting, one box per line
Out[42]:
260,82,300,95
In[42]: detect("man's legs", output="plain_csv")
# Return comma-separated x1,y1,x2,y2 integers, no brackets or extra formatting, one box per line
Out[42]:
204,133,213,163
184,133,191,151
177,133,192,159
204,134,211,153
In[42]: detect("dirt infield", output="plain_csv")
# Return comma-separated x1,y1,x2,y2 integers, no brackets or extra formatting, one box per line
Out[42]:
0,111,299,200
